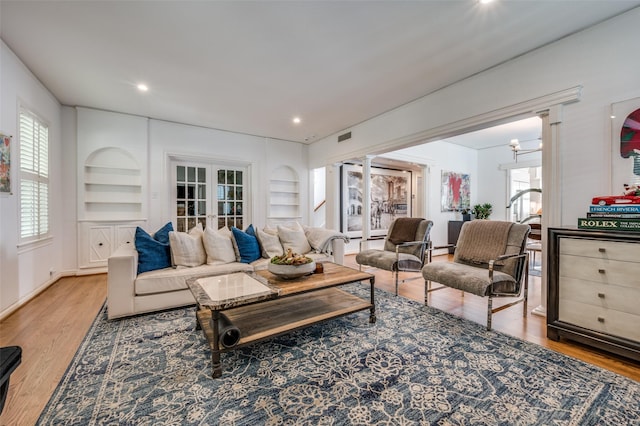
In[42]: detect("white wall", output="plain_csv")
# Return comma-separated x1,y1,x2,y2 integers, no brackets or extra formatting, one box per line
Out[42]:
386,141,478,249
0,48,307,318
0,41,64,316
477,145,541,222
309,8,640,228
148,119,307,232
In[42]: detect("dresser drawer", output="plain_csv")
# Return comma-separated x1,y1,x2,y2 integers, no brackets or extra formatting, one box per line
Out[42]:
558,299,640,342
559,277,640,315
559,254,640,289
559,237,640,263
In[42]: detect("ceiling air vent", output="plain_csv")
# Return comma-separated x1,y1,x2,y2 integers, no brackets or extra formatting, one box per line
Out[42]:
338,131,352,142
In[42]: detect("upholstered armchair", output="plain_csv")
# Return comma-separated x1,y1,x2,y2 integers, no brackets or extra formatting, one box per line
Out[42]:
422,220,530,330
356,218,433,295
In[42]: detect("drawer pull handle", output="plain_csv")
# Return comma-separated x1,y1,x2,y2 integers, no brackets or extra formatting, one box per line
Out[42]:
597,293,605,298
598,247,606,253
598,269,605,274
597,317,605,323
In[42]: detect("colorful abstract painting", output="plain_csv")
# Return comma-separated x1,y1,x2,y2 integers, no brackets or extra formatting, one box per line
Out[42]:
612,98,640,193
0,133,10,193
441,170,470,212
621,107,640,177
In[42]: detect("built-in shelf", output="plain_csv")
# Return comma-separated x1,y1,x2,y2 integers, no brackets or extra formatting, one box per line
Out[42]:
84,164,139,171
85,181,141,187
81,147,144,221
269,166,300,222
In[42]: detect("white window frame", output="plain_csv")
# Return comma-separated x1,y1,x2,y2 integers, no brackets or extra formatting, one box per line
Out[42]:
19,107,50,243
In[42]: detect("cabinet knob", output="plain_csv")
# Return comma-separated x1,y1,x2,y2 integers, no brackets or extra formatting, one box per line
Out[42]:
598,247,606,253
126,241,131,244
597,317,605,323
598,269,605,274
597,293,605,298
98,242,103,247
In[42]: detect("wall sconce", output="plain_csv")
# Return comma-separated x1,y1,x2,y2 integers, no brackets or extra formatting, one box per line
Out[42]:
509,138,542,162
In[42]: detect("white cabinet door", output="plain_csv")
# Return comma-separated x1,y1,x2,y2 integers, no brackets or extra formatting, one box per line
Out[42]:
115,225,137,249
88,226,113,264
79,221,144,269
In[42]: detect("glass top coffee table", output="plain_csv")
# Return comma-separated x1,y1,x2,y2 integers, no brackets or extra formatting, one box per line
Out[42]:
187,262,375,378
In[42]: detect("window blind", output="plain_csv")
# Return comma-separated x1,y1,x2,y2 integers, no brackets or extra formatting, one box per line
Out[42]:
19,109,49,241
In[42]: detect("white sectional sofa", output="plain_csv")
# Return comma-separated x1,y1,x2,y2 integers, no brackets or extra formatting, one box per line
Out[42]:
107,224,347,319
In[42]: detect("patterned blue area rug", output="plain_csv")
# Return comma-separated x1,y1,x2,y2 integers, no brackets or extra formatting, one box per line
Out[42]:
37,284,639,425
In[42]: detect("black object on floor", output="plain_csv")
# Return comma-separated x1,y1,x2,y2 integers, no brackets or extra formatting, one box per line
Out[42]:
0,346,22,415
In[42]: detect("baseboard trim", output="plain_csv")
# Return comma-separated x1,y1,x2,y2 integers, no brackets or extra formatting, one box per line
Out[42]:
0,269,97,321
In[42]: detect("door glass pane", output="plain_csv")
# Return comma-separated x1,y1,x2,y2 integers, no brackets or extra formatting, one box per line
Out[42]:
509,166,542,223
174,163,245,232
176,165,208,232
216,167,245,229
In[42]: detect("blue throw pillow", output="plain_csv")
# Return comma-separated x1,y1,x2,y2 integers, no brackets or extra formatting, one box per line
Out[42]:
153,221,173,245
231,225,261,263
135,222,174,274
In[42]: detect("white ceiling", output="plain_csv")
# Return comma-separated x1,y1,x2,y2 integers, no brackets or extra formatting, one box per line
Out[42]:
2,1,639,144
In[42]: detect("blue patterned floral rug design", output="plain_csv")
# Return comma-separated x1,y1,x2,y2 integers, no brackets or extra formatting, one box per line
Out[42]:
38,284,639,425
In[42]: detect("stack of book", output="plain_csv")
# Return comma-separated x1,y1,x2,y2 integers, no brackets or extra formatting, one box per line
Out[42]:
578,204,640,232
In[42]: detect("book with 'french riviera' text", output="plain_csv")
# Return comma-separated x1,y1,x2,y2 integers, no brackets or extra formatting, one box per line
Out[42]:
588,205,640,213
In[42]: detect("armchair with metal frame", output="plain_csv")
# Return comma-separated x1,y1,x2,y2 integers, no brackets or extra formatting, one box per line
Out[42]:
422,220,530,330
356,218,433,296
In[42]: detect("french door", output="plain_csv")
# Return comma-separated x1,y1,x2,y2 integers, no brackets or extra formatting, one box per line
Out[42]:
172,161,247,232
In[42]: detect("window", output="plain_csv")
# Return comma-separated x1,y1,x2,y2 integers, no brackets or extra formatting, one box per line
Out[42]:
19,108,49,242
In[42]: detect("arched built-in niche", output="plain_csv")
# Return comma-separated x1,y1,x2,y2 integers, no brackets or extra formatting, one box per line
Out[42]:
268,166,301,223
82,147,142,220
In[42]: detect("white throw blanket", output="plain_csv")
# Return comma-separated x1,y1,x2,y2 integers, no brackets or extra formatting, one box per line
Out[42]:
303,226,350,254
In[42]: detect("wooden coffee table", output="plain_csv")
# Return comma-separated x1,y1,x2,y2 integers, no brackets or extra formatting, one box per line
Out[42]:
187,262,375,378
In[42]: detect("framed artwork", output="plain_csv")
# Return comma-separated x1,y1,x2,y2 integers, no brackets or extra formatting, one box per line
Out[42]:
611,97,640,193
0,133,11,194
342,164,410,237
441,170,470,212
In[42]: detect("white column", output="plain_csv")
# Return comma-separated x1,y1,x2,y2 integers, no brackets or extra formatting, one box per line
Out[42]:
362,156,373,241
421,165,430,219
326,163,342,231
532,108,562,317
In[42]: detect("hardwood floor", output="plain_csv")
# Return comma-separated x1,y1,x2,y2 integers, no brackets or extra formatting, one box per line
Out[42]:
0,275,106,426
1,256,638,425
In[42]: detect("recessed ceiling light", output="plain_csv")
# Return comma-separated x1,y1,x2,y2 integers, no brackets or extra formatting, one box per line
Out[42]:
292,117,301,124
479,0,494,4
137,83,149,92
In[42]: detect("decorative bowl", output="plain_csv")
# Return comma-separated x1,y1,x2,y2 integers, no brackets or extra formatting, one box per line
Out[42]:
267,261,316,279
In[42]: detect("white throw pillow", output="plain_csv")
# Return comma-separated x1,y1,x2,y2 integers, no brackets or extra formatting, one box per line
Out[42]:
169,223,206,267
203,226,237,265
256,227,283,258
277,223,312,254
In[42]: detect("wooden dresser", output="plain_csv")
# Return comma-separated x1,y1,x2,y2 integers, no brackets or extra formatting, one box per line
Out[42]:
547,228,640,361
